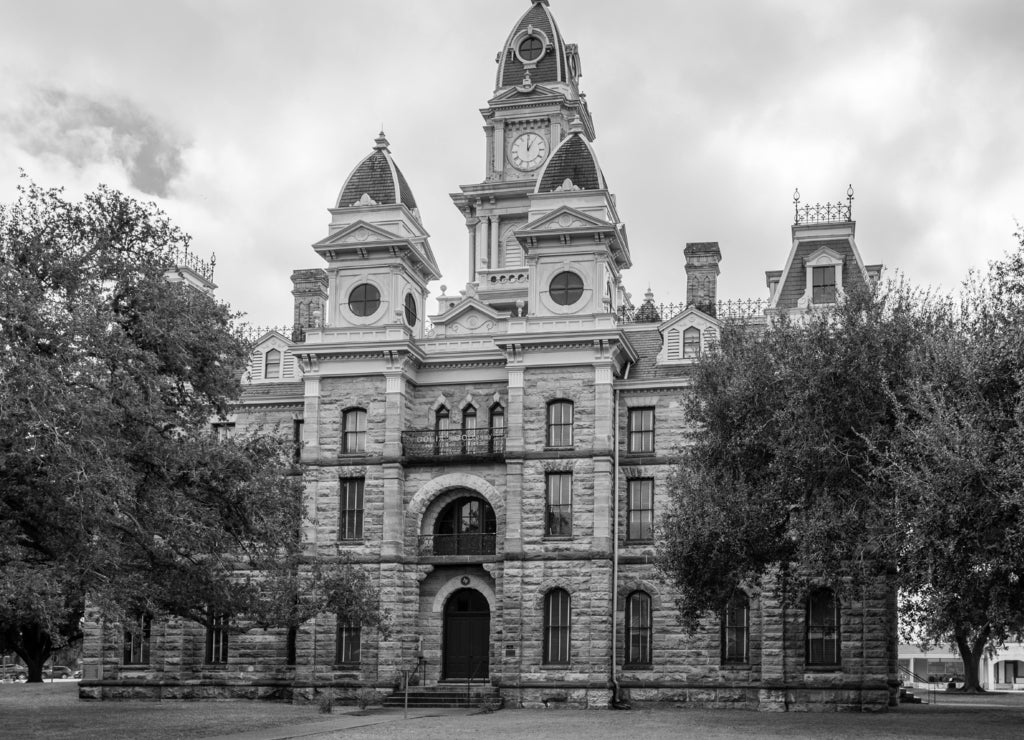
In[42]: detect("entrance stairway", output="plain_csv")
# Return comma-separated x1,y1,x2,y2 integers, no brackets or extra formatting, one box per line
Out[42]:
899,686,924,704
381,682,503,709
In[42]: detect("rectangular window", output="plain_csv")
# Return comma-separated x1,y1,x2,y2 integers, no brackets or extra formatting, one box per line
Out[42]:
205,613,229,665
342,408,367,453
544,590,571,665
806,590,840,666
212,422,235,441
682,327,701,359
722,596,749,664
122,615,151,665
545,473,572,537
627,407,655,454
339,478,364,540
625,592,652,666
627,479,654,541
546,401,574,447
292,419,304,463
336,623,361,665
812,266,837,303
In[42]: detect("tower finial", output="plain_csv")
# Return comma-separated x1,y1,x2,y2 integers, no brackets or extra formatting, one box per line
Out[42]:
374,131,390,151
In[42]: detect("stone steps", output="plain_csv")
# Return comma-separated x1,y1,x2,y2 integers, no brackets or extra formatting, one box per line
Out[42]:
381,683,502,709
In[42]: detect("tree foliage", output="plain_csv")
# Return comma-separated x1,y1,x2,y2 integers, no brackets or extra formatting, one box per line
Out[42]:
0,178,382,681
658,232,1024,691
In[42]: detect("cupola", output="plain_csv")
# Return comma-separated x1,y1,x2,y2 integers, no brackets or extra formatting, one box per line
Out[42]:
336,132,419,215
496,0,580,90
535,122,607,194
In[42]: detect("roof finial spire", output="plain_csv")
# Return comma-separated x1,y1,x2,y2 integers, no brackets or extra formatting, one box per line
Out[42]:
374,131,390,151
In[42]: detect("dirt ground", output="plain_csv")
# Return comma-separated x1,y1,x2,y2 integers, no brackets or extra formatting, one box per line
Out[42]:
3,682,1024,740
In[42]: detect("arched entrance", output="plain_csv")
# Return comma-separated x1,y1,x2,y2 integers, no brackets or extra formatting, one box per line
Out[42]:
434,496,496,555
443,588,489,680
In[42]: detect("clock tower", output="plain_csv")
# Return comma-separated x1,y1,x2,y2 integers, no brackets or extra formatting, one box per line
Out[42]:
451,0,594,315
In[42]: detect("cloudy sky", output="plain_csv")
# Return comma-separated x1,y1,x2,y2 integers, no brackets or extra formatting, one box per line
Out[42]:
2,0,1022,327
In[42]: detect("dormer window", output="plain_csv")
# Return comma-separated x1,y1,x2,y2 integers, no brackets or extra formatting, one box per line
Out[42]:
812,266,837,304
264,349,281,380
682,327,701,359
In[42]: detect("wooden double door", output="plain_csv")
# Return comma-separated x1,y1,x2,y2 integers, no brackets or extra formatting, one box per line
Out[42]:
442,588,489,680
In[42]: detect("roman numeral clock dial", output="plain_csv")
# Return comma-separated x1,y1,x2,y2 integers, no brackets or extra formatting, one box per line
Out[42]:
509,132,547,171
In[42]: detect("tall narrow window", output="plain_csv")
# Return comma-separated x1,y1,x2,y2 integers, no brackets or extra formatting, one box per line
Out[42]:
812,266,837,304
489,403,505,453
213,422,235,441
546,400,574,447
722,594,749,664
545,473,572,537
342,408,366,453
627,407,655,454
625,591,652,666
806,589,841,666
123,614,151,665
339,478,364,540
626,478,654,541
461,405,477,453
264,348,282,379
292,419,304,464
286,625,297,666
544,589,571,665
336,622,361,665
434,405,450,455
682,327,701,359
205,613,229,665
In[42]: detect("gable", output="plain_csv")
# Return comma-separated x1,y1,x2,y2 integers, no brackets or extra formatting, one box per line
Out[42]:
656,306,722,365
520,205,614,233
773,238,869,311
247,334,300,383
430,296,507,338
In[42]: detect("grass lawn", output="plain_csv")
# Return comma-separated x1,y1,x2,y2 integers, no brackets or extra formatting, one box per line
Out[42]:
3,682,1024,739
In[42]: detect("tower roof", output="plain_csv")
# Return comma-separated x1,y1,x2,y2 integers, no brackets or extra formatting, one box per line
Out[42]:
535,129,607,193
496,0,576,90
336,133,418,211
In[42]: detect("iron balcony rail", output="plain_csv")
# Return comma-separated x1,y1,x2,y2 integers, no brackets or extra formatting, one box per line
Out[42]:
418,533,497,556
401,428,506,457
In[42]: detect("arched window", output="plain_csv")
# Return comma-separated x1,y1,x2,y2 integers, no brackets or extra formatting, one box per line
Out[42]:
546,400,574,447
682,327,701,359
434,405,451,455
264,349,281,379
806,588,840,666
624,591,652,667
341,408,366,453
722,593,749,664
461,405,478,453
433,496,496,555
489,403,505,453
544,589,571,665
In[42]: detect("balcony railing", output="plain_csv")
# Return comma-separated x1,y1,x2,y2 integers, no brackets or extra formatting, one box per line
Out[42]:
401,428,506,458
418,533,496,556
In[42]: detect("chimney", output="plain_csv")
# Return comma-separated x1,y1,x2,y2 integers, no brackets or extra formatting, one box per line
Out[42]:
683,242,722,316
290,269,328,337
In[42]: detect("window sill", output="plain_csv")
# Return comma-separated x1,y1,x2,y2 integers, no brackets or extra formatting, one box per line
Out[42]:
721,662,751,668
543,536,573,541
804,665,842,673
624,539,654,545
622,664,652,670
332,664,360,671
121,664,152,669
337,539,364,544
202,664,230,670
540,664,571,670
544,446,575,452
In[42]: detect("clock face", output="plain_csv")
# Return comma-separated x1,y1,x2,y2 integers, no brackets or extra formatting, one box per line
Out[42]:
509,132,548,171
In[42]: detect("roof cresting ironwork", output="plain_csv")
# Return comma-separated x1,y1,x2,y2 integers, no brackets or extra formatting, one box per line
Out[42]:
793,184,854,225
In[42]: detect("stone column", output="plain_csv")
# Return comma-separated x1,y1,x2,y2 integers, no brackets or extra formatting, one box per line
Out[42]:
490,215,500,267
757,571,789,711
505,460,524,553
592,364,614,550
476,218,489,271
382,368,408,557
506,367,525,454
466,217,479,282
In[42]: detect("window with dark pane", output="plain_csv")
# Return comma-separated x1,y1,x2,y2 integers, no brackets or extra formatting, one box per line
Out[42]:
123,614,151,665
404,293,417,327
336,622,361,665
549,271,584,306
722,594,749,664
264,348,281,379
339,478,364,540
489,403,505,453
544,589,571,665
625,591,652,666
205,613,229,665
348,283,381,316
342,408,366,453
545,473,572,537
626,478,654,541
627,407,655,454
519,35,543,61
546,400,574,447
461,404,477,453
812,266,837,303
806,589,841,666
682,327,701,359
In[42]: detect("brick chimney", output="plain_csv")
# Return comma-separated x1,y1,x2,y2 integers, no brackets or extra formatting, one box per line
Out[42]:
290,269,328,336
683,242,722,316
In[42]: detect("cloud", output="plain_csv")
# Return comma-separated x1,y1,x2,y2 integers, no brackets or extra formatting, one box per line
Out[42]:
1,87,187,197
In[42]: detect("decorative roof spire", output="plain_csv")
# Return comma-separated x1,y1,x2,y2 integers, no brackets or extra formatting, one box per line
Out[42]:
374,131,390,151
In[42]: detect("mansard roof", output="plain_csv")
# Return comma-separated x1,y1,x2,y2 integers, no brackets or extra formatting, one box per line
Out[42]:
336,133,418,211
496,0,573,90
535,132,606,193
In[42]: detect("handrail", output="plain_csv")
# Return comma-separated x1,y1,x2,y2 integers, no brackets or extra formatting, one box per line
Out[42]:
898,664,939,704
466,655,487,703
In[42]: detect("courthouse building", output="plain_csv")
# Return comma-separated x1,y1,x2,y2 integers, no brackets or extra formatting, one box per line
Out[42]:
81,0,897,710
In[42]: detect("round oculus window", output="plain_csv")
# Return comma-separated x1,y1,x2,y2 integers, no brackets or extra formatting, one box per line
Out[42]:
348,283,381,317
549,271,584,306
404,293,418,327
518,36,544,62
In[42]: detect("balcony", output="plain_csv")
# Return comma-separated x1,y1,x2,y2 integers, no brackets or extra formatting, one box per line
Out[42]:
418,532,497,556
401,428,506,459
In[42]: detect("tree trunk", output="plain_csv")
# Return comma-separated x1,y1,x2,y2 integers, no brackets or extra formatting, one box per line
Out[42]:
9,624,53,684
953,627,989,693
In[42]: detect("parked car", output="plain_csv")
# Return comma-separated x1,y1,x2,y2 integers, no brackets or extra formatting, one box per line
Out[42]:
1,665,27,681
44,665,74,679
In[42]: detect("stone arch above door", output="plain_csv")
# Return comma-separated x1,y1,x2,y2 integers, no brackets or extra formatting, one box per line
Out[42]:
408,473,503,539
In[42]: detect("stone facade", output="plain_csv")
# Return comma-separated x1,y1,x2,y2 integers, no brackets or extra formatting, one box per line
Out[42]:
80,0,898,711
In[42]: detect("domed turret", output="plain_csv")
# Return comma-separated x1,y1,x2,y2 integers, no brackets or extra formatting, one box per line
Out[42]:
496,0,580,91
336,132,418,213
535,120,607,193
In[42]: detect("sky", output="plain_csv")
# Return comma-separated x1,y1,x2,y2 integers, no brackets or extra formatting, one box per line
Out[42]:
1,0,1022,328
